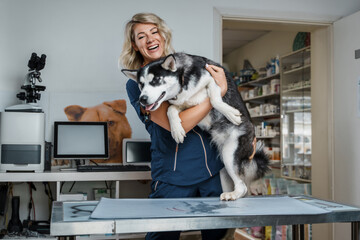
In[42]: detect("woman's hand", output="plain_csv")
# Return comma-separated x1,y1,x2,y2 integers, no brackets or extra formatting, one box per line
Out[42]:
205,64,228,97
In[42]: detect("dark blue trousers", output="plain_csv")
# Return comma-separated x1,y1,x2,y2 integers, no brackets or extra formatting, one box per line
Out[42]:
145,173,228,240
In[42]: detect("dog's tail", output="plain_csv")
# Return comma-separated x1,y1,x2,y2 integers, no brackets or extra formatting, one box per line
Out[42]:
251,141,271,180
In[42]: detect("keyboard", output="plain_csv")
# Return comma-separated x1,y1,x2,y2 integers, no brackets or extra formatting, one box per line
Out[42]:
76,164,151,172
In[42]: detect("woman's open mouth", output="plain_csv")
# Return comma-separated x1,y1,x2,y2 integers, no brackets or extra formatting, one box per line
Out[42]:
144,91,165,111
148,44,159,51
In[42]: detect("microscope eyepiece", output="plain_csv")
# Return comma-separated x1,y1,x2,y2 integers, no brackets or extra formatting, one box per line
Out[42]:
36,54,46,71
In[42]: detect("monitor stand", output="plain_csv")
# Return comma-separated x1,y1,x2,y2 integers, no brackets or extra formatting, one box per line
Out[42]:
59,160,82,171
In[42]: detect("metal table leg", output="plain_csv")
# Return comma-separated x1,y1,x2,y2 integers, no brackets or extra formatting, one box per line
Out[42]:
292,224,305,240
293,225,299,240
352,222,360,240
300,224,304,240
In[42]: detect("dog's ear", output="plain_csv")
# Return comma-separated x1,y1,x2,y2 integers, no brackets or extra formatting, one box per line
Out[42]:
121,69,138,81
64,105,86,121
104,99,127,114
161,55,177,72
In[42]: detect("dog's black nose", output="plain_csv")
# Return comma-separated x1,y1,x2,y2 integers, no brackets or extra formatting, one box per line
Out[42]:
139,95,148,106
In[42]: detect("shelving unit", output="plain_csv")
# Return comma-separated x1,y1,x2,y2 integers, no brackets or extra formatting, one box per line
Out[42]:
239,73,281,171
280,46,312,183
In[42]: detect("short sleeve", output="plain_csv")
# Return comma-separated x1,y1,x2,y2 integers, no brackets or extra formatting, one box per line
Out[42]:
126,79,146,123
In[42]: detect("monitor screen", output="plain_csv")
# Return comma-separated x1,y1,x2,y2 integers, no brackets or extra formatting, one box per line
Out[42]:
122,138,151,166
53,121,109,159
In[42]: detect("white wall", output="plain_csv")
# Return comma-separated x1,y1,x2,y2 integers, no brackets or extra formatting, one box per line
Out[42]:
333,10,360,240
1,0,360,230
223,31,297,73
1,0,360,96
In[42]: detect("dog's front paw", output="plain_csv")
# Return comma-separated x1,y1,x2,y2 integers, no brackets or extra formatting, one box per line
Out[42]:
220,190,247,201
225,108,242,125
220,185,247,201
171,126,186,144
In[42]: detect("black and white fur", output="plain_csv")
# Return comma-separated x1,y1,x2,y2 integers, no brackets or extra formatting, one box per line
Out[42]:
122,53,270,200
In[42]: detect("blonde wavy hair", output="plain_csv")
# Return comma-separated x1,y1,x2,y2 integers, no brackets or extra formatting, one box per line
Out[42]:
119,13,175,70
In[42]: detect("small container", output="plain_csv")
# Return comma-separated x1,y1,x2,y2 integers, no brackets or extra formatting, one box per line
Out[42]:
270,79,280,93
249,89,254,98
273,147,280,160
262,84,270,95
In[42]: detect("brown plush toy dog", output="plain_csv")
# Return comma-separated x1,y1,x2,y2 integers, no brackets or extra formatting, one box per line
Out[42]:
63,99,132,163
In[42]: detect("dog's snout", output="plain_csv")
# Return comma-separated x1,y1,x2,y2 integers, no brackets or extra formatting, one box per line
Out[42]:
139,95,148,106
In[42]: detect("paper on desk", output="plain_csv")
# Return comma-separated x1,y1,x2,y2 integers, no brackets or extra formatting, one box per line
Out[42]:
90,196,331,219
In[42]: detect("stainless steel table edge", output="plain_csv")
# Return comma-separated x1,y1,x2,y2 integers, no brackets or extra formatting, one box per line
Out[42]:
50,201,115,236
50,195,360,238
113,213,360,234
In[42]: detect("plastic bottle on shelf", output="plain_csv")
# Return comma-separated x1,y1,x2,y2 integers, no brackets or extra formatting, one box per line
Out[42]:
275,55,280,74
271,58,276,75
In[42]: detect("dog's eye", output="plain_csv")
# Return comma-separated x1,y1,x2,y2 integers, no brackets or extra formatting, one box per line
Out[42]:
108,121,115,126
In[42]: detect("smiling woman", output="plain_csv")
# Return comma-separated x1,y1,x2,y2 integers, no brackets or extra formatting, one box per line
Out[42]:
119,12,229,240
131,24,165,65
119,13,174,70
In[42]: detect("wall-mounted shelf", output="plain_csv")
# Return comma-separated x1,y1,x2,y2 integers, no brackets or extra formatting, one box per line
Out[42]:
243,93,280,102
283,64,310,75
250,113,280,119
256,134,279,139
281,176,312,183
238,73,280,88
282,85,311,93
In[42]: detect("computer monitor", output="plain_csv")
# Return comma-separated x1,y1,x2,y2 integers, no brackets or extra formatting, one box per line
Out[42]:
53,121,109,159
122,138,151,167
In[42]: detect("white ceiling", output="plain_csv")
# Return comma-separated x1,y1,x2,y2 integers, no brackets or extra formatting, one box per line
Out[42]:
222,19,326,57
222,29,269,56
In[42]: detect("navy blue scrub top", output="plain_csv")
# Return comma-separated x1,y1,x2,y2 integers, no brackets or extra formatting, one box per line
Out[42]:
126,79,224,186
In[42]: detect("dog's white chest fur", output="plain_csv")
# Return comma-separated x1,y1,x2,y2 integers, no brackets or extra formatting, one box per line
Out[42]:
169,73,211,108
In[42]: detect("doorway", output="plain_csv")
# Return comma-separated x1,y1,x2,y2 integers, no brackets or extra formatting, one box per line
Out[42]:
220,17,333,240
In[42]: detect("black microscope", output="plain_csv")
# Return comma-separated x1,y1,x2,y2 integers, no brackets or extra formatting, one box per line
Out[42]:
7,53,47,112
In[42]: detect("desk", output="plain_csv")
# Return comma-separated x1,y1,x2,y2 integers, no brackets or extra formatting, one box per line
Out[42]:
50,195,360,240
0,170,152,200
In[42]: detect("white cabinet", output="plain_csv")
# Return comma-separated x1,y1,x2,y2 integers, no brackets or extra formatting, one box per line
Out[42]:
280,46,312,182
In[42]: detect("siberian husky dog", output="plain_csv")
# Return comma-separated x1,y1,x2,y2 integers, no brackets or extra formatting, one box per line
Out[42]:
122,53,269,200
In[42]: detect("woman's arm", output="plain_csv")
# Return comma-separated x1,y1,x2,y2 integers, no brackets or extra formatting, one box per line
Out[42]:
144,64,228,133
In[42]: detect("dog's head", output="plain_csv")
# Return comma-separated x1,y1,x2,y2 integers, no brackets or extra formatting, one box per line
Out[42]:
122,54,182,111
64,100,132,163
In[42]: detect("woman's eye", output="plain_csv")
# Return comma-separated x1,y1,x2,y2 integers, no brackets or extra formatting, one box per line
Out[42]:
152,31,158,35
